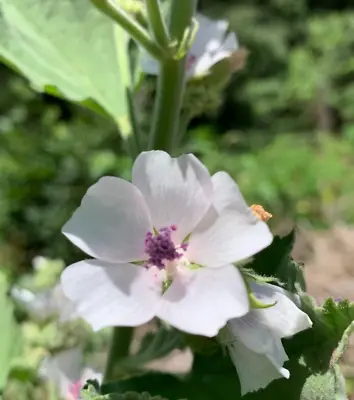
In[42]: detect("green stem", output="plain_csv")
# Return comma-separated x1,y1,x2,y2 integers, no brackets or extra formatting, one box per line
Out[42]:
146,0,171,49
90,0,166,61
148,0,198,151
173,110,192,151
103,326,134,382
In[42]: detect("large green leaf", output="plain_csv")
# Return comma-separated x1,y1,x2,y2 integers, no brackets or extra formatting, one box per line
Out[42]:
0,0,132,136
0,271,22,390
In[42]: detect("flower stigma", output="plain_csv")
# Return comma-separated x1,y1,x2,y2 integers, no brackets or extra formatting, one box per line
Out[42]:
144,225,191,292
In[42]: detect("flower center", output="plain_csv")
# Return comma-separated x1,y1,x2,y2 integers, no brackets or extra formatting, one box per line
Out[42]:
144,225,188,270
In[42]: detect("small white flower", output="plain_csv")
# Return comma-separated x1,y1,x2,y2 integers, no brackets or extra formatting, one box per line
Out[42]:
220,282,312,395
41,347,102,400
61,151,272,337
11,284,77,322
141,13,238,78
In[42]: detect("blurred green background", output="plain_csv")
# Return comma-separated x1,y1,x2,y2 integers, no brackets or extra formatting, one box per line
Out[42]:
1,0,354,276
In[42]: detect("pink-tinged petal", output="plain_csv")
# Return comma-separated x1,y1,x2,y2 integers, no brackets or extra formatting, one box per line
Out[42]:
222,334,289,395
188,172,273,267
249,282,313,338
132,151,213,243
62,177,152,263
157,264,249,337
61,260,160,331
40,348,83,399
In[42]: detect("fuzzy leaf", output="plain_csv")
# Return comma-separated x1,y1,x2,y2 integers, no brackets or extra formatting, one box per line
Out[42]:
300,365,347,400
249,229,306,292
0,0,132,136
285,296,354,372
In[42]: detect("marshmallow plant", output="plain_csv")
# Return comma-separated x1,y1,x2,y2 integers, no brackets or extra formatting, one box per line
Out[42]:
61,151,272,337
1,0,353,399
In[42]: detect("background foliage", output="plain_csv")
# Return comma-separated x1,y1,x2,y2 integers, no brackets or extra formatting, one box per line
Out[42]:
1,0,354,398
1,0,354,271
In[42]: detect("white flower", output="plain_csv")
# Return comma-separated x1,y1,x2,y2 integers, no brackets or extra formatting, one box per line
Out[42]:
141,13,238,78
219,282,312,395
61,151,272,337
11,284,77,322
41,347,102,400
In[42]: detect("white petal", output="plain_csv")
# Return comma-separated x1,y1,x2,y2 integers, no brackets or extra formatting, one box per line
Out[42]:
188,211,273,267
188,172,273,267
157,264,249,337
211,171,256,215
249,282,313,338
191,14,229,59
61,260,160,331
192,52,215,77
221,32,238,52
223,336,289,395
62,177,152,263
225,312,289,362
132,151,213,243
208,33,239,68
40,348,83,398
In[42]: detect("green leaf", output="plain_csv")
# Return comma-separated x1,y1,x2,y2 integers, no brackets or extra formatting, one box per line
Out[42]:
114,326,185,375
249,229,306,292
300,366,347,400
101,351,311,400
286,296,354,372
0,0,132,136
0,271,23,390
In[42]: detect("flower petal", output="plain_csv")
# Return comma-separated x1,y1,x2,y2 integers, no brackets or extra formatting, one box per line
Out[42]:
157,264,249,337
249,282,313,338
188,172,273,267
193,52,215,76
221,32,238,52
222,335,289,395
208,33,239,68
62,177,152,263
191,14,228,57
211,171,257,215
61,260,160,331
40,347,83,399
132,151,213,243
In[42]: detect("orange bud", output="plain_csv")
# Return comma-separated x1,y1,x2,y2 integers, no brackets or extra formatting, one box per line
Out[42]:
250,204,272,222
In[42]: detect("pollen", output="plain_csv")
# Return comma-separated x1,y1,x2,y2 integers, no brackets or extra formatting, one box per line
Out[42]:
250,204,272,222
144,225,188,269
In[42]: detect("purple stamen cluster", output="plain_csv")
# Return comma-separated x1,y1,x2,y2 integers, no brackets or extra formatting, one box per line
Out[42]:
144,225,187,269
